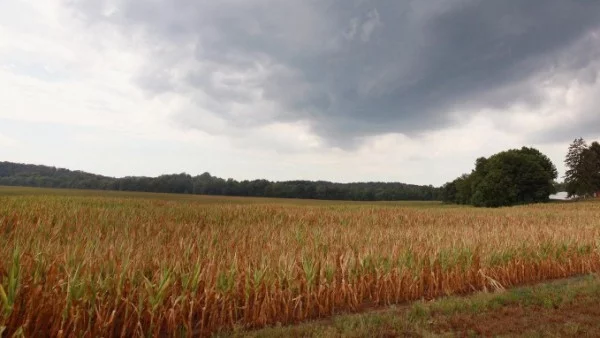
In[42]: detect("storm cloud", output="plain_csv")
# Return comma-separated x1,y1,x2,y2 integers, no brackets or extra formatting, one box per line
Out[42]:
72,0,600,147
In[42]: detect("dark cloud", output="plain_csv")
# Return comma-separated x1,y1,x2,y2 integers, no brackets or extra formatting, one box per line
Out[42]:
530,102,600,144
72,0,600,146
553,115,600,144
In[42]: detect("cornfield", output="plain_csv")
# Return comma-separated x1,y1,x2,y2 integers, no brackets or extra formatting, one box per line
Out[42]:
1,192,600,336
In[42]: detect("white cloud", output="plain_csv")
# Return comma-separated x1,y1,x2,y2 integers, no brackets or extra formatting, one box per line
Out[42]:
0,133,17,147
0,0,598,187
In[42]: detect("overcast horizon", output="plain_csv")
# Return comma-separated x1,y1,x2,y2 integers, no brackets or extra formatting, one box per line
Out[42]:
2,0,600,186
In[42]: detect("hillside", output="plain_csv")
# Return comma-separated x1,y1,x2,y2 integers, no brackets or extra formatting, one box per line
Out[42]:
0,161,439,201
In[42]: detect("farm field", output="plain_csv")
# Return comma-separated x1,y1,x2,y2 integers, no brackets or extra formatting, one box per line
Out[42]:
1,187,600,336
239,275,600,337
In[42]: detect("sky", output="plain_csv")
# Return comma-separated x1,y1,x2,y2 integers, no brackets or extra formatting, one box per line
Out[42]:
1,0,599,186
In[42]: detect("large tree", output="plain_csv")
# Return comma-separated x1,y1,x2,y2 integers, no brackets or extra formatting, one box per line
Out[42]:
442,147,557,207
589,141,600,191
471,148,557,207
564,138,600,198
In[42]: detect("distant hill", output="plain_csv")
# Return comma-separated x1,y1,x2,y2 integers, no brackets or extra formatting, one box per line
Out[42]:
0,161,440,201
0,161,116,190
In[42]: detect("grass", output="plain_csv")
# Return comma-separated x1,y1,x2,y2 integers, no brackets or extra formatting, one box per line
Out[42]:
1,186,600,336
235,274,600,337
0,186,443,207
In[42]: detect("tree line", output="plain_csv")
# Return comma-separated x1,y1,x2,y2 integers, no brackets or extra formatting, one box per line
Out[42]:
441,138,600,207
0,161,440,201
4,139,598,205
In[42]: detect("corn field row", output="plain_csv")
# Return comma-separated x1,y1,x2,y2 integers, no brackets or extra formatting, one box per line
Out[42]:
1,194,600,336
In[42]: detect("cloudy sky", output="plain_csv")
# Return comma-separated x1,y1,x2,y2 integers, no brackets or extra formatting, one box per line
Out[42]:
1,0,599,185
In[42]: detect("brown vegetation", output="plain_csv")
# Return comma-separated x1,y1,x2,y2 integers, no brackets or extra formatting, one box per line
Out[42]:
1,191,600,336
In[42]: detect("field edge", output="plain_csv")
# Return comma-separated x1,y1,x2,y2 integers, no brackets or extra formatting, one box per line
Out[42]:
226,274,600,337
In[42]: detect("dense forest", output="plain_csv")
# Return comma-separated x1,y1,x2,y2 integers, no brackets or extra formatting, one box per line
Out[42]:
0,161,440,201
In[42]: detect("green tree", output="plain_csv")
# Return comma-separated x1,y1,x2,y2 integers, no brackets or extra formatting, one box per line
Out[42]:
564,138,599,198
443,147,557,207
553,180,566,192
471,167,517,207
589,141,600,192
440,181,457,203
454,174,474,205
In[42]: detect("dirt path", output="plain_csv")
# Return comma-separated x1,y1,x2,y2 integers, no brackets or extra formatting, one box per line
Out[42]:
432,297,600,337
